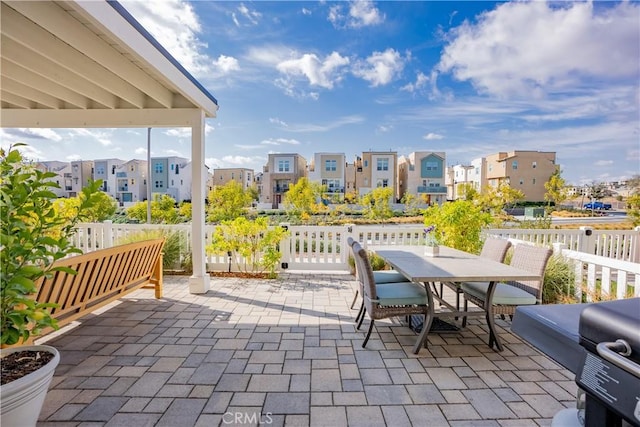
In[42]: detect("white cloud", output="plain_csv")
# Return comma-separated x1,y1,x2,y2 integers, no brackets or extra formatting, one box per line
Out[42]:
165,128,191,138
438,2,640,97
135,147,148,156
594,160,614,167
301,8,312,16
270,118,288,127
206,155,265,169
260,138,301,146
424,133,444,140
66,154,82,161
122,0,213,77
284,115,365,132
215,55,240,74
237,3,262,25
328,1,384,29
277,51,350,89
401,72,429,93
352,48,406,87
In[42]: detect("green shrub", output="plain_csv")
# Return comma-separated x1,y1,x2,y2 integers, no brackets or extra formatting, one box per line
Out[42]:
542,254,577,304
116,229,186,271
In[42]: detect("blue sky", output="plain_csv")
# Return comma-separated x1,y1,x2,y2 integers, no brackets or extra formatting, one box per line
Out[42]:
3,1,639,186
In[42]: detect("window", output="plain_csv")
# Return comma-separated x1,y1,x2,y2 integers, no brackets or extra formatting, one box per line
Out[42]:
155,180,164,188
512,161,518,170
364,160,368,167
171,164,174,170
96,166,105,175
154,163,163,173
488,164,493,172
231,173,234,180
130,165,135,171
376,179,389,187
532,178,536,185
278,160,290,172
112,165,116,175
377,158,389,171
325,159,337,171
425,161,438,170
131,179,135,185
532,161,537,169
171,180,174,186
519,179,524,185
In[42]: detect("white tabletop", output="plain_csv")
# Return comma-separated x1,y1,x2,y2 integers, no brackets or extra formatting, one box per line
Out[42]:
372,245,541,283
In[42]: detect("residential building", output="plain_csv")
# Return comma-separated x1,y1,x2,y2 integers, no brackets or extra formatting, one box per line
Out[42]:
398,151,446,205
150,156,191,202
354,151,398,199
94,158,125,199
212,168,255,191
308,153,346,201
67,160,94,197
115,159,147,205
485,151,557,202
259,153,307,209
36,160,70,198
445,163,474,200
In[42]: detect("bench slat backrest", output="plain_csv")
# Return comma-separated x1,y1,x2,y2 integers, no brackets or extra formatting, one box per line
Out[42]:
35,238,165,332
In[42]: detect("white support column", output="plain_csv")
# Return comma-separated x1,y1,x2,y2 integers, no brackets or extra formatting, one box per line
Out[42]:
189,111,210,294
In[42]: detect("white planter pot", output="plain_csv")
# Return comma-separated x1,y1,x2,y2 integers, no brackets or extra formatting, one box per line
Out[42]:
0,345,60,427
424,245,440,257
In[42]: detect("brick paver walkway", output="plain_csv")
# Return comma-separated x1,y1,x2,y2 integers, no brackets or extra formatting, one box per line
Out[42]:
38,273,576,426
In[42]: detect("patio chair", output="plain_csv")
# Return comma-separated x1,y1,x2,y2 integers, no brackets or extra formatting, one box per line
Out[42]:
347,237,408,312
460,244,552,342
350,240,429,348
439,237,512,312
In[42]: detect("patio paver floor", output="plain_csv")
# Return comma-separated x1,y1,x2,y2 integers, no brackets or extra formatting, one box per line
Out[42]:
37,273,577,426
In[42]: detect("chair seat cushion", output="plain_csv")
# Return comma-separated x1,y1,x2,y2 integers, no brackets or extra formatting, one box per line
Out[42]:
373,270,407,284
461,281,537,306
374,282,427,306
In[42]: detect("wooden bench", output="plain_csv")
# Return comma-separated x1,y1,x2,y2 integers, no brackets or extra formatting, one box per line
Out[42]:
35,238,165,333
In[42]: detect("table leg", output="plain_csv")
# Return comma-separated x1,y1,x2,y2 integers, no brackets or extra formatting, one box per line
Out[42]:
413,281,435,354
485,281,504,352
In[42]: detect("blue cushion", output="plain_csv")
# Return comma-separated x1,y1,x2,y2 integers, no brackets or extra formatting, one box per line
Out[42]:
373,270,407,284
461,281,537,306
373,282,428,306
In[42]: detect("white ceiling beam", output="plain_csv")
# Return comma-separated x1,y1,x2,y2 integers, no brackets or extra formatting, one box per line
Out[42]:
73,1,218,117
0,91,34,109
7,1,174,109
1,108,206,128
1,37,117,109
1,3,146,109
1,59,89,109
1,77,62,109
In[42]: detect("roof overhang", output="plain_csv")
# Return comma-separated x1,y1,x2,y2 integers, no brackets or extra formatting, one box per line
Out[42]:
0,0,218,129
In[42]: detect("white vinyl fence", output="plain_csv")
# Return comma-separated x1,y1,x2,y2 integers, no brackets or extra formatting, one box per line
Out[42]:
73,222,640,301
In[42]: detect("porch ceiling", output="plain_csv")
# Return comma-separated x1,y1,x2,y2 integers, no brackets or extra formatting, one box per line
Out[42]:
0,0,218,129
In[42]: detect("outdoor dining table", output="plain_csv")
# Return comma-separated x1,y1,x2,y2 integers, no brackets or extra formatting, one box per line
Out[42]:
372,245,543,354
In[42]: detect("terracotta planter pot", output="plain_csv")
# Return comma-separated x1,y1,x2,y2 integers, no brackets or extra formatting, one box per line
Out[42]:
0,345,60,427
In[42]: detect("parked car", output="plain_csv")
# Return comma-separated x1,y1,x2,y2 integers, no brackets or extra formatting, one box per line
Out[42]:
583,201,612,210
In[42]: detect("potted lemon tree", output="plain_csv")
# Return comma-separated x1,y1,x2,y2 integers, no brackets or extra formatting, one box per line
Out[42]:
1,144,100,427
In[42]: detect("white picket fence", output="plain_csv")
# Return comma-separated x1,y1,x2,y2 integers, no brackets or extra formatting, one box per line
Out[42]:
72,222,640,301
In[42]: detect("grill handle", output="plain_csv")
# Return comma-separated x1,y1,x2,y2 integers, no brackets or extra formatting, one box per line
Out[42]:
596,339,640,378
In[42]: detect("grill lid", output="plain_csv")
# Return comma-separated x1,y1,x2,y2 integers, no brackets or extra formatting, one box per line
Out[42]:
579,298,640,363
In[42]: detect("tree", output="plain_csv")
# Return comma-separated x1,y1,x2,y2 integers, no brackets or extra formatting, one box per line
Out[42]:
544,168,568,210
400,192,421,216
283,177,325,216
1,145,102,345
476,182,524,215
54,190,117,223
458,183,478,201
626,175,640,226
423,200,493,253
588,182,608,201
126,194,179,223
207,180,253,222
360,187,394,220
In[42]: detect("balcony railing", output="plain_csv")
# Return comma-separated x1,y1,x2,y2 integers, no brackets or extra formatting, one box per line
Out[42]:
273,186,289,193
417,186,447,193
72,222,639,303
